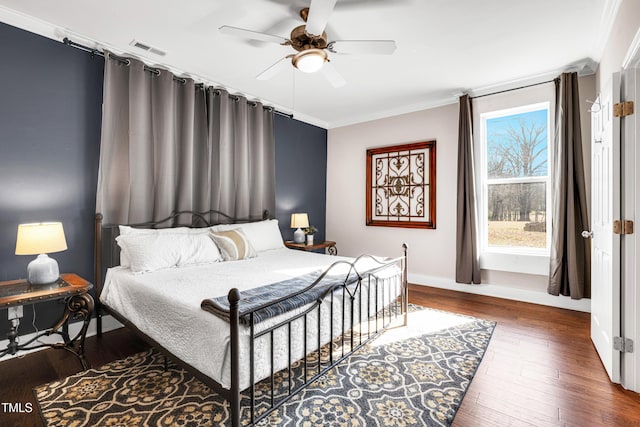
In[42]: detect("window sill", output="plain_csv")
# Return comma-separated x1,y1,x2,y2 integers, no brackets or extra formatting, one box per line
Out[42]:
480,251,549,276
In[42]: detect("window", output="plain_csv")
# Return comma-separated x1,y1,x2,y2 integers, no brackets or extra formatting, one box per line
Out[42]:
480,103,551,260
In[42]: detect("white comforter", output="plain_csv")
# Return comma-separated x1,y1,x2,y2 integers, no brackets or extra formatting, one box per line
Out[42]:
101,248,401,390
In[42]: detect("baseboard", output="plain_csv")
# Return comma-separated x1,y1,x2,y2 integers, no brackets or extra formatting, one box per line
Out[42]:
409,273,591,313
0,315,123,363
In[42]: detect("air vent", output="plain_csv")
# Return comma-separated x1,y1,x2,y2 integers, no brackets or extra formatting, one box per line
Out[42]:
130,40,167,56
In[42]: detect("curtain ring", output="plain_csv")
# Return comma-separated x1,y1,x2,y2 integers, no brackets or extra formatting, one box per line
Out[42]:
144,66,160,76
107,52,131,66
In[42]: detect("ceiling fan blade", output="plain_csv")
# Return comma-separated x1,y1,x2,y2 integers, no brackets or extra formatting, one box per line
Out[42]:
321,61,346,88
305,0,338,37
219,26,289,45
328,40,397,55
256,57,291,81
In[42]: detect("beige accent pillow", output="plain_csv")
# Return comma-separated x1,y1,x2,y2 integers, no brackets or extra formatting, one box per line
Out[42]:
209,229,257,261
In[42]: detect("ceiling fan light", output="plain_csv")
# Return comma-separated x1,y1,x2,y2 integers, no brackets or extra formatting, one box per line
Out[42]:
292,49,327,73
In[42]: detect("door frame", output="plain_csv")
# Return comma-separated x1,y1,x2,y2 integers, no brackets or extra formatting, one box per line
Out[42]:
620,29,640,393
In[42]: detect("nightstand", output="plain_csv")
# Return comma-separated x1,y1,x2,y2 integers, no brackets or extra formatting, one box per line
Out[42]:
0,273,94,369
285,240,338,255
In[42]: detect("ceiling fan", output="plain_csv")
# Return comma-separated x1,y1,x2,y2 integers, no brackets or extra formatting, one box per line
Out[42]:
219,0,396,87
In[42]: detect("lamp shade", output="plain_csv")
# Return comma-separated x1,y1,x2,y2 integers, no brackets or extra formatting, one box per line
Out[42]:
290,213,309,229
15,222,68,255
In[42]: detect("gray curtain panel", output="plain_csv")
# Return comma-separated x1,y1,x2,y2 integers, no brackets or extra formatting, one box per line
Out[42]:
96,53,275,225
548,72,590,299
456,95,481,284
205,89,275,224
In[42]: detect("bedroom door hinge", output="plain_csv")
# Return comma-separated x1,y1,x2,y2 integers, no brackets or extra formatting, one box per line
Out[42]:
613,101,634,117
613,220,634,235
613,337,634,353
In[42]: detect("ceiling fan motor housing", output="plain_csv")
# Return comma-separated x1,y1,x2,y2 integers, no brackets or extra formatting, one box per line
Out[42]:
290,25,327,52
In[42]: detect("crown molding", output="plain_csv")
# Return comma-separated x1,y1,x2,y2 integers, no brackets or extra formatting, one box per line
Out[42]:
593,0,623,62
0,4,60,41
327,58,597,129
327,96,458,129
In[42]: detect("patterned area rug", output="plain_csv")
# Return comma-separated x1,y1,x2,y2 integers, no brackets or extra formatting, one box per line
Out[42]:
35,306,495,426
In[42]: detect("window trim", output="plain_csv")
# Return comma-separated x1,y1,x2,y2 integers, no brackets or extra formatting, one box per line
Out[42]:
478,101,552,273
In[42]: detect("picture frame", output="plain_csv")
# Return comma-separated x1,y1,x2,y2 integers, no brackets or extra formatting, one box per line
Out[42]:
366,140,436,229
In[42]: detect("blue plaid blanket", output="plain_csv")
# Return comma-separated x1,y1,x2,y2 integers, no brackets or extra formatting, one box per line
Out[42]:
201,271,361,325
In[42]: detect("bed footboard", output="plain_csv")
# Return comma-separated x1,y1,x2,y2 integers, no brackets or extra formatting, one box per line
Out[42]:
227,244,408,427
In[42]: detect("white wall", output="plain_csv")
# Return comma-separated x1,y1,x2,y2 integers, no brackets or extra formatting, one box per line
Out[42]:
327,78,594,312
328,104,458,277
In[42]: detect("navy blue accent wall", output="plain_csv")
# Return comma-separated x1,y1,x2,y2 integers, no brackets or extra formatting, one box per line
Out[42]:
274,115,327,243
0,22,328,340
0,22,104,334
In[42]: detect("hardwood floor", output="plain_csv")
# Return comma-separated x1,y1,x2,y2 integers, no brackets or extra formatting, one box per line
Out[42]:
1,284,639,426
409,285,640,427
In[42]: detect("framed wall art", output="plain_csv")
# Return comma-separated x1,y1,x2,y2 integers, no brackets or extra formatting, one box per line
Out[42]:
366,140,436,229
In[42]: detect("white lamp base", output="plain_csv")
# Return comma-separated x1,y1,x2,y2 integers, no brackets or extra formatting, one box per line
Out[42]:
27,254,60,285
293,228,305,243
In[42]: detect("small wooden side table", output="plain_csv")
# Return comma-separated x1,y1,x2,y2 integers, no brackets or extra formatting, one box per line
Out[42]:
0,273,94,369
285,240,338,255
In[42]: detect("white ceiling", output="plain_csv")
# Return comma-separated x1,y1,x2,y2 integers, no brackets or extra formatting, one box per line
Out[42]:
0,0,618,128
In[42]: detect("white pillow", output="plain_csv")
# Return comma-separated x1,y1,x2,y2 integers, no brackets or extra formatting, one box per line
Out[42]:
211,219,284,252
116,232,221,273
117,225,211,267
209,229,257,261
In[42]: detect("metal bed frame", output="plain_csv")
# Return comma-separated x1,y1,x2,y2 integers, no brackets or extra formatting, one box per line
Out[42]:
94,210,408,426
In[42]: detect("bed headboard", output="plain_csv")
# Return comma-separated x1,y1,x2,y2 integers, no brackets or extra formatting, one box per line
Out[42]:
94,209,271,301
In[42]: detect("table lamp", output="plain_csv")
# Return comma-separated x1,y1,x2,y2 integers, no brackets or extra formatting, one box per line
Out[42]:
15,222,68,285
290,213,309,244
